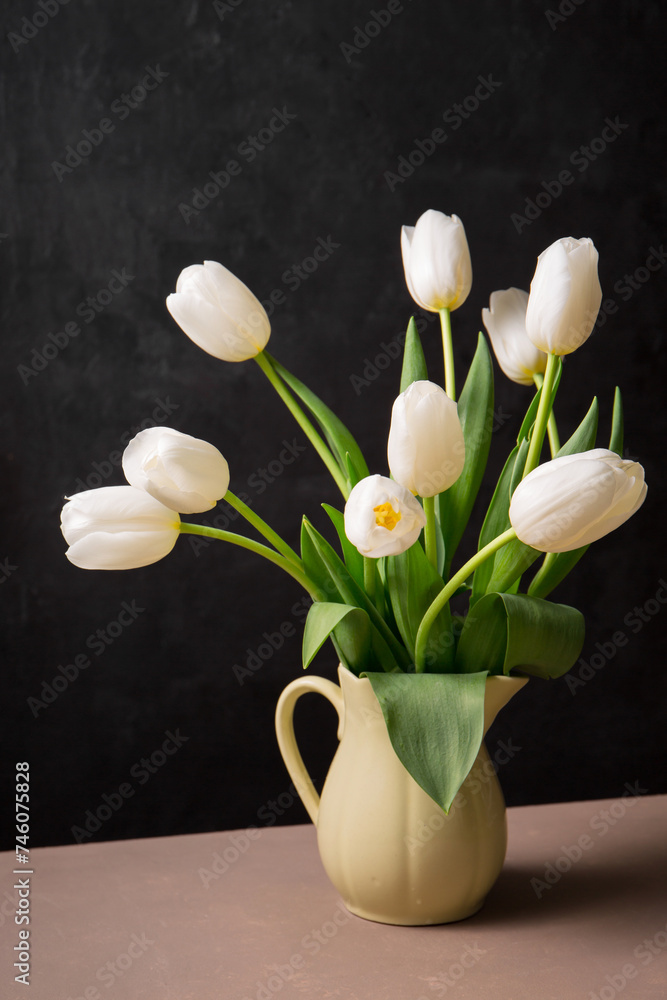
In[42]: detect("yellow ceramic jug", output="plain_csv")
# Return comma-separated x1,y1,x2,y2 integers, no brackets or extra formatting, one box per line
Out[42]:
275,664,527,925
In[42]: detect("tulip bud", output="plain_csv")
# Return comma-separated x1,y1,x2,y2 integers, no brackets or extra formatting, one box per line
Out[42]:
387,380,465,497
122,427,230,514
344,475,427,558
525,237,602,356
482,287,547,386
61,486,180,570
166,260,271,362
509,449,646,553
401,210,472,312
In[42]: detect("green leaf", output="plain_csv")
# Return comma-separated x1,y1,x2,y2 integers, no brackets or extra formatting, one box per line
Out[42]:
302,603,371,671
300,518,410,672
470,440,528,604
265,352,369,487
525,398,598,599
484,538,541,594
400,317,428,391
528,547,590,599
438,333,494,571
322,503,364,590
362,671,488,813
455,592,585,679
556,397,598,457
385,541,454,671
609,386,624,456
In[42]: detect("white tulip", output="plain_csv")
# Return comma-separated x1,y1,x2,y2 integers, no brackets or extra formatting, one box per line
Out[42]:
509,449,646,553
166,260,270,362
122,427,229,514
387,380,465,497
344,475,427,558
525,237,602,356
401,210,472,312
61,486,180,570
482,287,548,386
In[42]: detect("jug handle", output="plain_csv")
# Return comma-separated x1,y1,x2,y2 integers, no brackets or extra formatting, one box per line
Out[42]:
274,675,344,825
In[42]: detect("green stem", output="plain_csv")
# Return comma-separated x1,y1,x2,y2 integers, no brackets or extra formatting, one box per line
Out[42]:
363,557,377,607
533,372,561,456
224,490,300,567
179,522,318,597
254,351,349,498
423,495,438,569
527,550,558,599
414,527,517,672
439,308,456,400
523,353,559,477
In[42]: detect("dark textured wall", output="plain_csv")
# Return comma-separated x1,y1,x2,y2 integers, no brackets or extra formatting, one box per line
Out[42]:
2,0,665,848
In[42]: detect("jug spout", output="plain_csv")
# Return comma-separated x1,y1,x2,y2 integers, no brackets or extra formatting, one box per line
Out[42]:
483,675,528,736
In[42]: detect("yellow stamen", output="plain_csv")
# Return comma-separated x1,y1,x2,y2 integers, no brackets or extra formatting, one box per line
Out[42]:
373,502,402,531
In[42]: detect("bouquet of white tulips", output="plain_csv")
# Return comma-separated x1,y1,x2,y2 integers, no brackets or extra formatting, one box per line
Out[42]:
60,211,647,813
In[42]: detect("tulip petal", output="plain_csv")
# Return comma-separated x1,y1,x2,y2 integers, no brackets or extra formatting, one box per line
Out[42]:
65,529,179,570
483,287,547,385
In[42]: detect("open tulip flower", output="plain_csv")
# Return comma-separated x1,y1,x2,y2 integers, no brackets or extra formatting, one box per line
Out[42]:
344,475,427,558
61,211,648,815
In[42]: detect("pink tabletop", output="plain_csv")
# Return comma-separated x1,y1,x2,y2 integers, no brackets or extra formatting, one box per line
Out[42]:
2,795,666,999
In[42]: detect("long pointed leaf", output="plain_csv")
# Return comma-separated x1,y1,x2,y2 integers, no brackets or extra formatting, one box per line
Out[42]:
438,333,494,571
526,398,599,598
322,503,364,590
303,603,371,672
400,316,428,391
609,386,624,456
265,353,369,486
385,542,454,671
362,671,488,812
470,440,528,604
301,518,410,671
